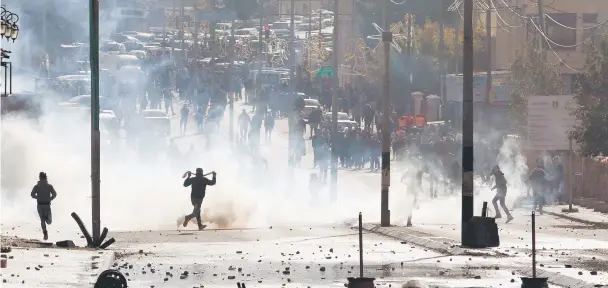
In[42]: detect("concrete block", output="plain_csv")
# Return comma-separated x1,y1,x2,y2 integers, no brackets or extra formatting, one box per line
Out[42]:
594,201,608,213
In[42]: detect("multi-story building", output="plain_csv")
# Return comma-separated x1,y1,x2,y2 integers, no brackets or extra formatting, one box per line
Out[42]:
493,0,608,74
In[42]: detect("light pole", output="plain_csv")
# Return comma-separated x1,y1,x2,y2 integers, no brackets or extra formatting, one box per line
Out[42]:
1,7,19,96
229,0,236,141
380,0,391,227
89,0,102,242
461,0,474,245
330,0,339,203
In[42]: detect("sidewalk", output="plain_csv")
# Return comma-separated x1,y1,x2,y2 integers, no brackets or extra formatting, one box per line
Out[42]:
543,205,608,227
355,210,608,288
0,245,114,287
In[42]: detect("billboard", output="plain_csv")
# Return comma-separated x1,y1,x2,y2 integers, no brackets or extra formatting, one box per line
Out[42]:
526,95,577,151
445,72,513,103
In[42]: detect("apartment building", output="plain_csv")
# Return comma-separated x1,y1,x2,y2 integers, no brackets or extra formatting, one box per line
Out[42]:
493,0,608,73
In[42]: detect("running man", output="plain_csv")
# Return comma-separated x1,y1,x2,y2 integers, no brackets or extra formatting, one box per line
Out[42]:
183,168,216,230
31,172,57,240
490,165,514,223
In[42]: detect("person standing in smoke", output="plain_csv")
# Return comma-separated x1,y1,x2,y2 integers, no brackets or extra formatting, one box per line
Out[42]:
529,159,547,214
163,89,175,116
31,172,57,240
183,168,217,230
180,103,190,136
264,111,275,142
238,109,251,142
490,165,514,223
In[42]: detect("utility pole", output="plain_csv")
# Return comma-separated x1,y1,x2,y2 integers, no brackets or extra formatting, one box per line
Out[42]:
308,0,312,88
461,0,474,245
162,6,167,48
173,1,177,52
380,0,391,227
537,0,545,53
439,1,445,104
180,0,185,52
406,13,412,114
330,0,339,203
485,6,492,107
229,0,236,141
258,0,263,100
290,0,295,97
88,0,101,243
193,2,199,59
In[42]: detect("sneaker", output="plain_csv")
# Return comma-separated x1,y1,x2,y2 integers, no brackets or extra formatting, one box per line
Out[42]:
505,216,514,224
198,224,207,231
183,216,191,227
43,231,48,241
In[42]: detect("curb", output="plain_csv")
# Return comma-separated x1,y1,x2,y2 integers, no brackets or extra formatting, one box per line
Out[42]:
355,224,471,256
543,210,608,228
520,267,605,288
87,250,116,285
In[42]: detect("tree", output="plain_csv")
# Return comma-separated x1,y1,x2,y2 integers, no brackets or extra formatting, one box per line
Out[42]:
411,18,486,73
570,42,608,156
508,45,563,134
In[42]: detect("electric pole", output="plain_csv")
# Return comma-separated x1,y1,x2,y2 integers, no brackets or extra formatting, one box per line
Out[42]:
461,0,474,245
439,1,445,103
229,0,236,141
537,0,545,52
380,0,391,227
330,0,339,203
88,0,101,242
258,0,263,101
406,13,412,114
290,0,295,98
180,0,185,52
172,0,177,52
485,5,492,111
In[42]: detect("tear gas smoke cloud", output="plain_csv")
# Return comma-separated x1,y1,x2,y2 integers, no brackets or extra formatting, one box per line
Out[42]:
1,0,533,236
1,102,533,234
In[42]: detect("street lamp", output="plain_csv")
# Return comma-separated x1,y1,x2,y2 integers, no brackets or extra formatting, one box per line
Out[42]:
1,7,19,42
10,23,18,42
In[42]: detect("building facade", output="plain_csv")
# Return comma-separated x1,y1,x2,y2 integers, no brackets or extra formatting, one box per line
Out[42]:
493,0,608,73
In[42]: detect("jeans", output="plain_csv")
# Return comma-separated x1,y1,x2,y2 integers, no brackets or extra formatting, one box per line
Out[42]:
492,189,512,218
37,204,52,233
186,196,204,226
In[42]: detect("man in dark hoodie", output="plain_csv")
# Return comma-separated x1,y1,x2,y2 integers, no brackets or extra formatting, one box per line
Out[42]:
31,172,57,240
183,168,216,230
491,165,514,223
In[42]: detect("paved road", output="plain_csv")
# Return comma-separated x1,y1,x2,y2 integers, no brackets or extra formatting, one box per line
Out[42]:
108,226,553,288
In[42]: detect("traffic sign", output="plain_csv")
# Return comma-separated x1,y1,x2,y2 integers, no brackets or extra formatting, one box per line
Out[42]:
316,66,334,78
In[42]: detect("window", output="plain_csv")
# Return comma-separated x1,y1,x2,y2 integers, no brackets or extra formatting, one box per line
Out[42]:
545,13,577,50
582,13,603,47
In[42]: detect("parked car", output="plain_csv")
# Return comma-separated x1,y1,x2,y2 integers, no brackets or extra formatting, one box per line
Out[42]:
142,109,170,136
302,98,321,121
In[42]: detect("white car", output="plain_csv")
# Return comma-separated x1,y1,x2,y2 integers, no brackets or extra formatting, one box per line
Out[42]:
302,98,321,120
142,109,171,136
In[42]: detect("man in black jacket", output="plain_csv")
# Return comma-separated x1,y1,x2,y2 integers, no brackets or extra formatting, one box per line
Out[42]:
183,168,216,230
31,172,57,240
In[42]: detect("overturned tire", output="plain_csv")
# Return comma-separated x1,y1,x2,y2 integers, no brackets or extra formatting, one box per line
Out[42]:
94,269,127,288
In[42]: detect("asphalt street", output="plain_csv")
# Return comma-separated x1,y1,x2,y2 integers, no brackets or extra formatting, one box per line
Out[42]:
108,226,552,288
